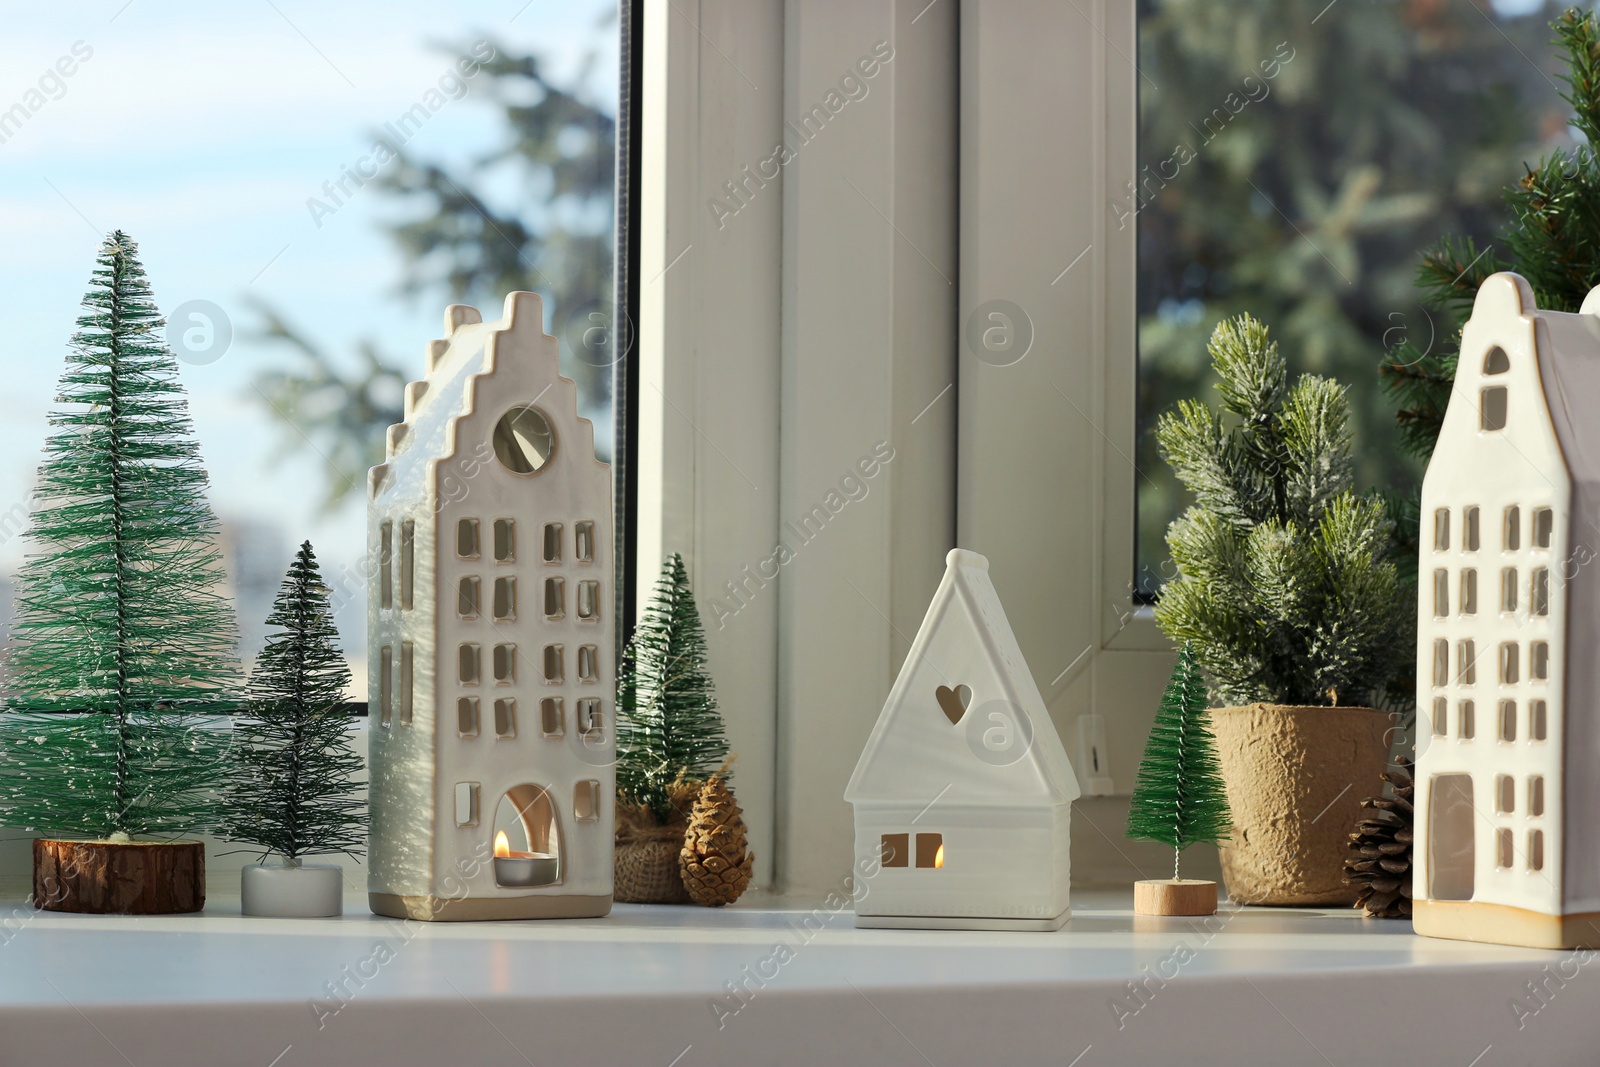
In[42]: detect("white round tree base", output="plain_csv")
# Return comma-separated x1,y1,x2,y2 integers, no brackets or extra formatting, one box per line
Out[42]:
241,862,344,918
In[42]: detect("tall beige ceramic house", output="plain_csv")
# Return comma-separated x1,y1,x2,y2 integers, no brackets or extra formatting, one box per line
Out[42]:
1414,271,1600,949
367,292,614,921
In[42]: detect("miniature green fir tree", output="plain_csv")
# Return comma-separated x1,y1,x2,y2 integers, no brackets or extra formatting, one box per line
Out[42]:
1383,9,1600,461
1126,646,1230,880
224,542,365,863
1155,315,1406,707
616,554,729,824
0,231,238,840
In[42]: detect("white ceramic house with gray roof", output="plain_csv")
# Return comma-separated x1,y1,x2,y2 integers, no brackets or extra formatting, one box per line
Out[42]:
846,549,1079,930
1413,271,1600,949
367,291,614,922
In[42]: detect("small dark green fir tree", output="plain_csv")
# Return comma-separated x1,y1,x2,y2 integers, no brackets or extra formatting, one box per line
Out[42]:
1126,646,1231,880
225,542,365,863
1155,315,1407,708
616,554,728,824
0,231,238,841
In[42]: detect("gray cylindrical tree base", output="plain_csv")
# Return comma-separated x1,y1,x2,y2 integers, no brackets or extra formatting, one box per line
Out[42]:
241,862,344,918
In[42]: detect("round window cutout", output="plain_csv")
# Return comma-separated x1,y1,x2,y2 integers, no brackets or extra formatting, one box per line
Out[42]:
492,405,556,474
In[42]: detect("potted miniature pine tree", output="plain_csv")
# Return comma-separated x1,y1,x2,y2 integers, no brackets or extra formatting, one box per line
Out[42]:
1126,646,1230,915
1155,314,1406,906
0,232,238,914
614,554,733,904
224,542,365,917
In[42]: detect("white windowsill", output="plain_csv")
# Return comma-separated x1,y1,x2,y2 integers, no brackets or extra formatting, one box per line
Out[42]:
0,877,1590,1065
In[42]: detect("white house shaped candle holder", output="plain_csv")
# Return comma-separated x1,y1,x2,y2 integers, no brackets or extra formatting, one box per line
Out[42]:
1414,271,1600,949
367,292,614,922
845,549,1080,930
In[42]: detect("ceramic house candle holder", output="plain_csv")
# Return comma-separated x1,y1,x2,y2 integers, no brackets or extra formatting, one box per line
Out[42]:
845,549,1080,930
366,292,614,921
1414,272,1600,949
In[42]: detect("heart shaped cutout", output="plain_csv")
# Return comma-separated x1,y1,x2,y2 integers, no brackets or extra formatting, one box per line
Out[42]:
936,684,972,725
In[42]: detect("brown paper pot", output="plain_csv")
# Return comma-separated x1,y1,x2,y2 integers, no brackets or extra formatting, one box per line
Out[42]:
1208,704,1390,906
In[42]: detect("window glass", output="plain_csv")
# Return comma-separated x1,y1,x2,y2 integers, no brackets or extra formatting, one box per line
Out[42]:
0,6,619,697
1135,2,1564,594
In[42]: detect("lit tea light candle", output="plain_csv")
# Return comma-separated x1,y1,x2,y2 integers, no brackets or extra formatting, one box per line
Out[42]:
493,830,558,887
933,842,944,869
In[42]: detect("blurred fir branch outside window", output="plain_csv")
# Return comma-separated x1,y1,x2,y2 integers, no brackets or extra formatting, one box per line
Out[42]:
254,20,618,513
1134,0,1569,599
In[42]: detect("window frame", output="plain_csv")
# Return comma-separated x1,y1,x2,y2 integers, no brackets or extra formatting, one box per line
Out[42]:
636,0,1151,891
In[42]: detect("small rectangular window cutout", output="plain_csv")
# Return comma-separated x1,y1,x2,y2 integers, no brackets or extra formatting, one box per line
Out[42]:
400,641,414,726
1432,639,1448,688
881,833,909,868
541,697,564,737
494,519,515,563
493,577,516,621
1533,507,1554,549
1432,569,1448,617
578,697,602,737
1465,507,1481,552
1460,569,1477,615
457,697,479,736
543,522,562,563
1481,386,1508,431
457,517,480,558
544,644,564,684
1530,776,1545,817
380,520,394,608
1497,774,1515,814
459,643,480,686
575,521,595,562
1499,642,1519,684
1497,827,1514,868
1433,508,1450,551
1504,506,1521,552
1532,641,1549,681
1460,699,1476,740
400,520,415,610
379,644,393,727
493,643,516,684
1458,640,1477,685
578,644,599,684
1532,700,1548,740
1529,829,1545,871
1532,568,1550,616
494,698,516,738
1501,568,1518,613
458,576,481,618
1431,696,1447,737
454,782,479,827
577,579,600,620
544,577,565,618
1498,699,1516,743
574,780,601,822
915,832,943,869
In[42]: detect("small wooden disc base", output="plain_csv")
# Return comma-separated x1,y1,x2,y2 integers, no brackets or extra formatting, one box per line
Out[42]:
34,838,205,915
1134,878,1218,916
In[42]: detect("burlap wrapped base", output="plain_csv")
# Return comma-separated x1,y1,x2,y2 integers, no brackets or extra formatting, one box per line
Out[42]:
614,782,698,904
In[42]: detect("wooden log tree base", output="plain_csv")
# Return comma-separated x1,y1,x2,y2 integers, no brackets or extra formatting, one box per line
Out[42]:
1134,878,1219,916
33,839,206,915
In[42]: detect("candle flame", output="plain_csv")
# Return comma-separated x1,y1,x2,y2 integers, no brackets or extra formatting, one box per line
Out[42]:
933,843,944,869
494,830,511,858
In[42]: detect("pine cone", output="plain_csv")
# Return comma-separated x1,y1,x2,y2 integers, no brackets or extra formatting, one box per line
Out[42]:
1343,757,1414,919
680,776,754,907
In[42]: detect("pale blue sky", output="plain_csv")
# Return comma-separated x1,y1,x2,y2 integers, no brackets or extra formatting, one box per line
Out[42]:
0,2,617,665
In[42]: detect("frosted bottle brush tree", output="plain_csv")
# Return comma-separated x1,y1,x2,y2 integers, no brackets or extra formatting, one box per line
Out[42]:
0,232,236,913
616,554,729,823
225,541,365,864
1154,314,1406,708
